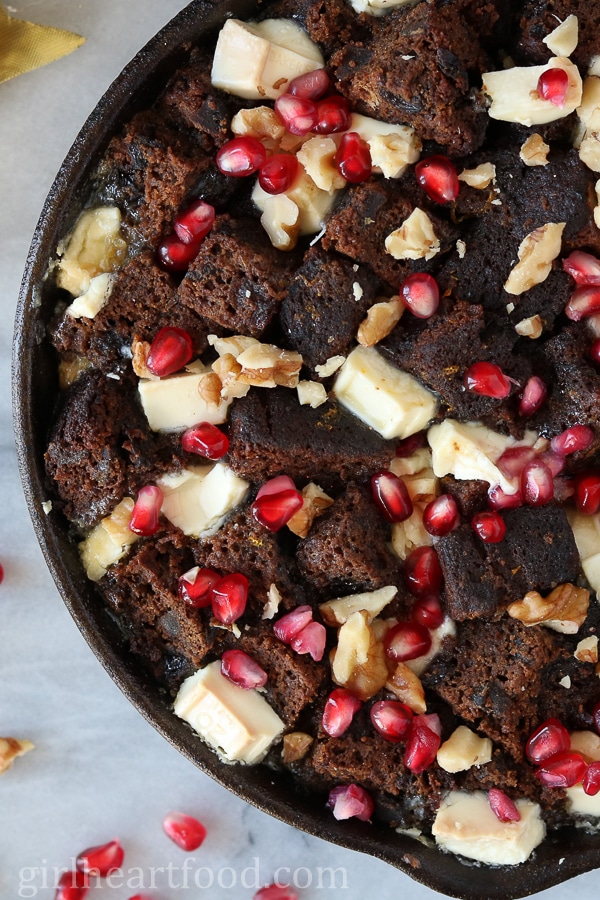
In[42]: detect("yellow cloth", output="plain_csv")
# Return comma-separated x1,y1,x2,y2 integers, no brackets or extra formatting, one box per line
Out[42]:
0,5,84,84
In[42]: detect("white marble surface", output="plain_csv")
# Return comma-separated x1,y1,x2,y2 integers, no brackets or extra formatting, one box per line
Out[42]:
0,2,598,898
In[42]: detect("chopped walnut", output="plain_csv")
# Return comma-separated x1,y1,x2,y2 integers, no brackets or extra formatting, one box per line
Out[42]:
543,14,578,57
287,482,333,538
297,380,328,408
230,106,286,151
391,505,433,560
515,314,543,339
385,208,440,261
131,338,154,379
58,353,91,389
456,239,466,259
458,162,496,189
208,334,259,358
580,132,600,173
314,355,345,378
260,194,301,251
199,370,228,405
211,355,249,400
282,732,313,763
357,296,403,347
385,662,427,714
507,582,590,634
504,222,565,295
0,737,34,776
330,611,389,700
575,634,599,663
319,585,397,626
368,128,421,179
520,133,550,167
436,726,492,773
296,137,346,192
236,342,303,388
263,583,283,620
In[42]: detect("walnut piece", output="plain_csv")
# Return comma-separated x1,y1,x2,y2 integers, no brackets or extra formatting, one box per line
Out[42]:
131,338,154,379
296,137,346,192
507,583,590,634
260,194,301,251
458,162,496,189
0,737,34,776
330,611,389,700
385,662,427,714
236,342,303,388
436,726,492,773
314,355,345,378
319,585,397,626
297,380,328,409
357,296,403,347
230,106,286,151
263,583,283,620
287,482,333,538
199,370,229,405
542,14,578,57
515,314,543,339
282,732,313,763
385,208,440,261
520,134,550,167
503,222,565,295
368,128,421,179
575,634,599,663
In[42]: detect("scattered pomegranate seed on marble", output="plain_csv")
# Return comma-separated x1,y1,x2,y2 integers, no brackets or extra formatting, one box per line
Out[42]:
254,885,299,900
411,593,444,630
463,361,512,399
370,700,413,742
488,788,521,823
537,67,569,106
565,285,600,321
404,546,443,596
400,272,440,319
146,326,193,377
322,688,362,737
252,488,304,531
211,572,249,624
583,761,600,796
550,424,595,456
173,199,215,244
423,494,460,536
182,422,229,460
314,95,351,134
385,621,432,662
562,249,600,285
291,620,327,661
520,459,554,506
371,470,413,523
518,375,548,417
216,136,267,176
178,566,220,608
415,155,459,203
526,718,571,764
404,714,442,774
288,67,330,100
54,871,89,900
274,93,318,135
259,153,299,194
129,485,164,536
574,473,600,515
157,233,201,272
487,483,522,511
76,838,124,876
163,811,207,851
335,132,372,183
273,605,314,644
221,649,268,690
535,751,587,788
472,510,506,543
328,783,374,821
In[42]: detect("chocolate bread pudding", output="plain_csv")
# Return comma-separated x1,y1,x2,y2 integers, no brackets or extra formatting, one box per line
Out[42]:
42,0,600,868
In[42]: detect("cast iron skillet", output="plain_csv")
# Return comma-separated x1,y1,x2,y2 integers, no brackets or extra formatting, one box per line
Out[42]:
12,1,600,896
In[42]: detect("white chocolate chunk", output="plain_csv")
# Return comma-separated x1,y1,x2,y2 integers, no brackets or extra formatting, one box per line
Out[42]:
138,362,232,432
567,734,600,817
158,464,249,538
79,498,138,582
348,0,419,15
56,207,127,297
174,661,284,764
211,18,323,100
437,726,493,773
65,272,115,319
482,57,582,126
543,15,578,57
504,223,565,296
334,346,438,439
458,163,496,189
432,791,546,865
385,208,440,261
566,508,600,594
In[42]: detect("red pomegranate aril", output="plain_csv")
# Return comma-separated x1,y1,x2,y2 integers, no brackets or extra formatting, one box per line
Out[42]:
400,272,440,319
538,449,566,478
583,761,600,796
173,199,215,244
291,620,327,661
411,593,444,630
518,375,548,417
55,871,89,900
335,132,372,183
273,605,313,643
385,621,432,662
76,839,124,876
404,545,443,596
472,510,506,543
322,688,362,737
562,249,600,285
371,470,413,523
0,563,4,585
314,95,351,134
395,431,427,457
590,338,600,365
163,811,207,851
423,494,459,537
221,649,268,690
575,472,600,515
566,285,600,320
256,475,297,499
526,717,571,764
497,446,537,480
404,714,442,774
535,751,587,788
415,155,459,204
274,93,318,135
252,488,303,531
520,459,554,506
146,326,193,377
288,67,330,100
181,422,229,460
258,153,299,195
254,886,298,900
216,136,267,176
464,361,512,399
553,475,574,503
488,788,521,823
178,566,220,608
157,233,201,272
370,700,413,742
129,485,163,536
328,783,374,821
550,424,595,456
211,572,249,624
488,483,522,511
537,67,569,106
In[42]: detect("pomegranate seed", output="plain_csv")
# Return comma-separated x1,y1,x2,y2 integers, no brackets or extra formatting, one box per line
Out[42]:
550,424,595,456
518,376,548,417
488,484,522,510
535,751,587,788
526,717,571,764
328,783,374,821
55,871,89,900
256,475,297,499
395,432,427,457
178,566,220,608
566,285,600,321
590,338,600,364
258,153,299,194
404,545,443,596
254,886,298,900
273,605,313,643
129,485,163,536
411,593,444,630
370,700,413,742
537,67,569,106
181,422,229,460
335,132,372,183
464,361,512,399
472,510,506,543
221,649,268,690
385,621,432,662
274,93,318,135
216,136,267,176
423,494,460,536
497,446,536,481
291,620,327,661
252,489,303,532
76,839,124,876
520,460,554,506
322,688,362,737
173,199,215,244
538,449,566,477
583,761,600,796
400,272,440,319
575,472,600,515
553,475,574,503
404,713,442,774
288,67,330,100
0,563,4,584
314,95,351,134
371,470,413,523
157,233,201,272
415,155,459,203
211,572,249,624
488,788,521,823
163,811,207,851
146,326,193,377
562,249,600,285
